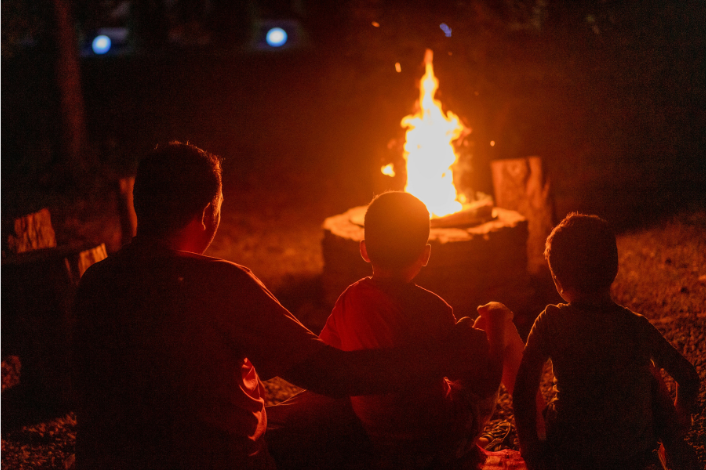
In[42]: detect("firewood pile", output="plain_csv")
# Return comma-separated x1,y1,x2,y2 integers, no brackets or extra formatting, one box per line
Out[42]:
2,209,107,412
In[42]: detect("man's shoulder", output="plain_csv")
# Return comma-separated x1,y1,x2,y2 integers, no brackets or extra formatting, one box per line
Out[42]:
179,251,254,274
80,244,259,290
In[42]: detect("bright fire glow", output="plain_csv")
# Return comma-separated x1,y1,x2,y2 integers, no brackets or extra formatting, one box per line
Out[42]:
381,164,395,177
399,49,468,217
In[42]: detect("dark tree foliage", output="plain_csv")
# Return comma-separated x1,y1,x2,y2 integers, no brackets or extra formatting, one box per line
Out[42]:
2,0,704,223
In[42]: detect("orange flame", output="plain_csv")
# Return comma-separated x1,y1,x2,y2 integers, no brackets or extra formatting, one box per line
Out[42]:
399,49,469,217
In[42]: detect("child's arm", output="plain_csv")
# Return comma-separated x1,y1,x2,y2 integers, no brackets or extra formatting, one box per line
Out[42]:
644,319,700,430
475,302,521,392
474,302,513,396
514,317,551,470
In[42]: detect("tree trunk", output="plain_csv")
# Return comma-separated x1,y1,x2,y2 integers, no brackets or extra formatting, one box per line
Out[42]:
52,0,93,177
491,156,555,277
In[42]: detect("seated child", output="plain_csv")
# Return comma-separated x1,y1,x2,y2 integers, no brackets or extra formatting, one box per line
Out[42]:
514,213,700,470
318,191,525,469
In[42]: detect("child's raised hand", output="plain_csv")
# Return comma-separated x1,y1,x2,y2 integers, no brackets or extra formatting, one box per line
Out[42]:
475,302,516,353
475,302,514,329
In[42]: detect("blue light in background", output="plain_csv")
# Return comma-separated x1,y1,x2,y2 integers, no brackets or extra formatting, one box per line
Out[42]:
440,23,452,37
92,35,112,54
266,28,288,47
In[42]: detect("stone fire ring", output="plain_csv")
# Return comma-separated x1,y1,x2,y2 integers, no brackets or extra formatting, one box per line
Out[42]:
322,206,532,319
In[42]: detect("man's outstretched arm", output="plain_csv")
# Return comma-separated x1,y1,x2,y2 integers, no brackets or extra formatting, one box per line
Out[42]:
280,317,492,398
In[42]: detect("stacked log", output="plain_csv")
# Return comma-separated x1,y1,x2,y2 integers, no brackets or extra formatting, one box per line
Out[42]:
322,207,531,319
2,208,107,408
5,208,57,254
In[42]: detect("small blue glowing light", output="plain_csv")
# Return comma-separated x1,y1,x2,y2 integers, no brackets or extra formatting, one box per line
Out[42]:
440,23,452,38
92,35,111,54
266,28,288,47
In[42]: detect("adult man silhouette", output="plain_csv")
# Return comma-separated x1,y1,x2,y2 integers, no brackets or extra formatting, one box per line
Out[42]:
72,142,492,469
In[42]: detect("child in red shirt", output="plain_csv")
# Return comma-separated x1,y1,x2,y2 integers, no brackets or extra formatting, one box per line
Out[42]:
319,191,525,468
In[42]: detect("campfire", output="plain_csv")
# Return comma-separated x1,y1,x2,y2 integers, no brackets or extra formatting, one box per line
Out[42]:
323,50,530,318
353,49,493,229
396,48,469,218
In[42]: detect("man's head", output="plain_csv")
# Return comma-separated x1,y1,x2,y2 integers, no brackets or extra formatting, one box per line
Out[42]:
362,191,431,272
133,142,223,249
544,213,618,296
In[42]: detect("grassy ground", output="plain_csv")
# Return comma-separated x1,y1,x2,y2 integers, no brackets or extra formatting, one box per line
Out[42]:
2,183,704,468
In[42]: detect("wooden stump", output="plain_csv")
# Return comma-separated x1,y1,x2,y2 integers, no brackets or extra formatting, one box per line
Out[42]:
491,157,555,276
322,207,532,319
2,242,107,407
6,208,57,254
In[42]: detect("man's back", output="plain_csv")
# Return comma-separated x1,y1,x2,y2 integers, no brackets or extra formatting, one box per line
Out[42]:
73,237,322,469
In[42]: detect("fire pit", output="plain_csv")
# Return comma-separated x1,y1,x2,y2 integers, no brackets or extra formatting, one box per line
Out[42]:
322,50,531,318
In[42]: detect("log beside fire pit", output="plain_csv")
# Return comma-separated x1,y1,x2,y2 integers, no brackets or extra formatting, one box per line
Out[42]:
322,206,531,319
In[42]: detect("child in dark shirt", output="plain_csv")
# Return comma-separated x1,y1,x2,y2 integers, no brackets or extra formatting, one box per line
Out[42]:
319,191,525,468
514,213,700,470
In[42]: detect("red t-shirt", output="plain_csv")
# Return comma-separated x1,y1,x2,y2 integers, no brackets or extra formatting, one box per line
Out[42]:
73,237,325,469
319,277,457,446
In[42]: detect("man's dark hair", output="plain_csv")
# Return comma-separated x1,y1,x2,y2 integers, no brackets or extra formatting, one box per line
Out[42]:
544,213,618,294
133,142,222,237
364,191,430,269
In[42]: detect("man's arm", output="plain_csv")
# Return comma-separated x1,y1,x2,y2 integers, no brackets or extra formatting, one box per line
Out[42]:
280,317,492,397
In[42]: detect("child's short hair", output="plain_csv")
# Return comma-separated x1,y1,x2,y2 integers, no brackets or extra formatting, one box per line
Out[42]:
545,213,618,294
364,192,430,269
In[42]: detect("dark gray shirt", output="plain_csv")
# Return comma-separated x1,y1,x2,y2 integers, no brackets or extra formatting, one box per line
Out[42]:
521,302,680,459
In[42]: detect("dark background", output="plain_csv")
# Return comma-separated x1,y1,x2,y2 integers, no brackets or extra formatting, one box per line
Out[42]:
3,0,705,230
2,2,706,448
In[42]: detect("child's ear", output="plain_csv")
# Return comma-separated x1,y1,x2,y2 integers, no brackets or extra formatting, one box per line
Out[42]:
360,240,372,263
420,244,431,267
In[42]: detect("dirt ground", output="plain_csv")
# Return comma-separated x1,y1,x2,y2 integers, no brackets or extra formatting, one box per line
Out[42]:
1,164,705,468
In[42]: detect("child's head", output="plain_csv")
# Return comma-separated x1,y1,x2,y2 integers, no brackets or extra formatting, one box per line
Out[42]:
363,191,430,273
544,213,618,297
